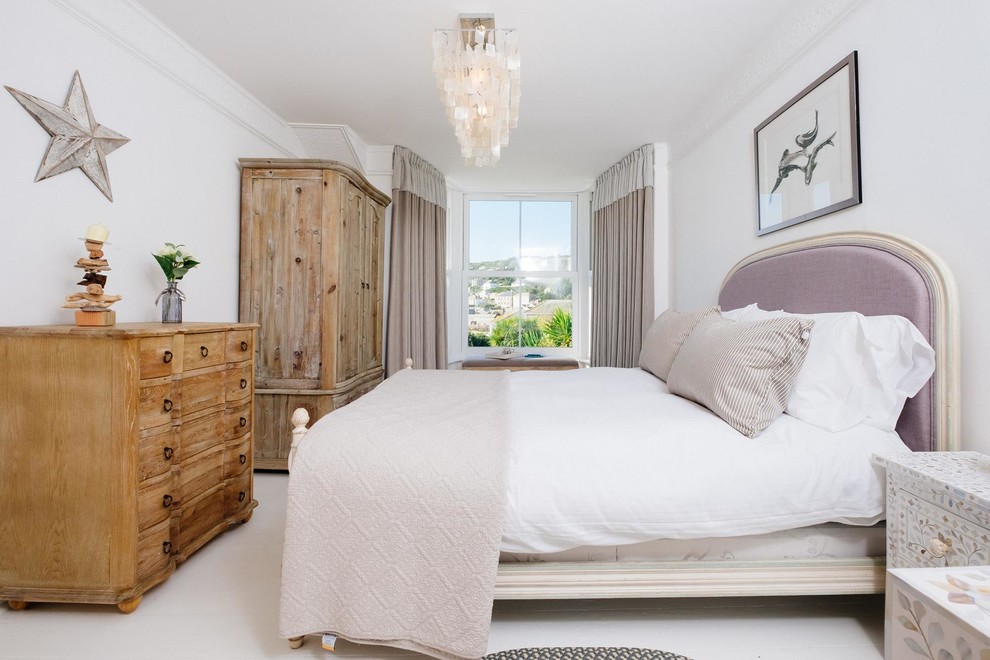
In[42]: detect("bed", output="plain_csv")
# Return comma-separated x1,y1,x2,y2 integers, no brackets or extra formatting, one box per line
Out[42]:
279,231,959,658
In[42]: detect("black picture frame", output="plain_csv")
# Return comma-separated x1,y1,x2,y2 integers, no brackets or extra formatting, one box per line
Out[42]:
755,52,861,236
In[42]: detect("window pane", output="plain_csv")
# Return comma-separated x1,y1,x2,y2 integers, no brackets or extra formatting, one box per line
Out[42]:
467,277,574,348
467,276,517,347
520,201,572,271
468,201,519,270
521,277,573,347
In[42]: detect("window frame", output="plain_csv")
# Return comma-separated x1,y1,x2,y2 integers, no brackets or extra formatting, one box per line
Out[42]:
452,192,590,361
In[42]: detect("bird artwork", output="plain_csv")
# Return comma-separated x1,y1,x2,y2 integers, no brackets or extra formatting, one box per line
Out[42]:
5,71,129,201
769,110,836,195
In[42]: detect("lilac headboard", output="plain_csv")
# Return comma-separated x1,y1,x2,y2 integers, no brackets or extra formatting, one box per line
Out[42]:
718,233,958,452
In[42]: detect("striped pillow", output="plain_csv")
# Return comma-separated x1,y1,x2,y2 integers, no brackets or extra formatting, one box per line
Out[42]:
639,306,720,381
667,315,814,437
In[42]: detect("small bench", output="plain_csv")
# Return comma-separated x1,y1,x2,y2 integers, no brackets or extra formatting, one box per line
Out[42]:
461,356,580,371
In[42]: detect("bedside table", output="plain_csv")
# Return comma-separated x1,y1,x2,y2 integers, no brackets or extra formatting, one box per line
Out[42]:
886,566,990,659
873,452,990,570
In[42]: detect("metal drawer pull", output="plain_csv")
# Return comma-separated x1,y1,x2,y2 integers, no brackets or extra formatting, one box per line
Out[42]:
163,446,174,460
240,341,248,351
239,454,247,464
238,491,246,502
200,346,209,358
240,379,248,389
239,416,247,427
162,541,172,554
163,399,173,413
163,350,173,364
928,537,950,558
162,494,173,508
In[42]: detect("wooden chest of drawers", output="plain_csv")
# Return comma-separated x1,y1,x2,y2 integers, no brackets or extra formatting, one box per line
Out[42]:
0,322,258,612
874,452,990,569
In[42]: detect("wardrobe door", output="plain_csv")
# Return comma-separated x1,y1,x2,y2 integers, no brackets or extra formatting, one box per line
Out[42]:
366,197,385,371
337,179,365,383
242,170,323,390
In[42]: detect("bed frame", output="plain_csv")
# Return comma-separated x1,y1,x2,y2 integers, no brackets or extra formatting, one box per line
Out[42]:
287,231,958,612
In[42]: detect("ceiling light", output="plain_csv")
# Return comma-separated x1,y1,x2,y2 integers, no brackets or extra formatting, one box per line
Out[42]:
432,14,520,167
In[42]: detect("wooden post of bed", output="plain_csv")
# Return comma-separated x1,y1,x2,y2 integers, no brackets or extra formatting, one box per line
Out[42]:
286,408,310,474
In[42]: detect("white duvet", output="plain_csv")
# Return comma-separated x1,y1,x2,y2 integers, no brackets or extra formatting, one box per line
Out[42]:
502,367,910,553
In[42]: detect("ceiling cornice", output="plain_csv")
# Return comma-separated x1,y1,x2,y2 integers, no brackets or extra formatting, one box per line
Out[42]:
669,0,870,162
50,0,306,157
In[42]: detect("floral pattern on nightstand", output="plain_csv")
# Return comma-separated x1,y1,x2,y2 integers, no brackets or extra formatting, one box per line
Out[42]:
874,453,990,569
890,568,990,660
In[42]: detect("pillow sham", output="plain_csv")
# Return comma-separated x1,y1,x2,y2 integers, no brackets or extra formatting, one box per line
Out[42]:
639,306,720,381
666,315,813,437
724,306,935,431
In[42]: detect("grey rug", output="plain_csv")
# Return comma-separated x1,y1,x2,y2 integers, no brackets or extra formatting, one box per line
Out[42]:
484,648,692,660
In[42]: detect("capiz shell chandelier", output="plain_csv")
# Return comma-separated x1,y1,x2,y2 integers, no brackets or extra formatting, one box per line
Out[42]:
432,15,520,167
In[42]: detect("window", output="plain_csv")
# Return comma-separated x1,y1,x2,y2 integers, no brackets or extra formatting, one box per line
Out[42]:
463,198,579,352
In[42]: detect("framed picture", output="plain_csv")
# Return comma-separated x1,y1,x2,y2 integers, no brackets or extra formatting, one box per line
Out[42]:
755,52,861,236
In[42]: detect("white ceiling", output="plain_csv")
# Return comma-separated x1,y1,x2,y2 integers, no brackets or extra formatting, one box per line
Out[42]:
132,0,840,192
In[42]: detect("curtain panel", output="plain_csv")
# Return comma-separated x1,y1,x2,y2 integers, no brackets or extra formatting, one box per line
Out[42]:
590,144,655,367
385,146,448,376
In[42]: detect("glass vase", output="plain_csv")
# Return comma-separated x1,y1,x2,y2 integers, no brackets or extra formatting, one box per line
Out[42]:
157,281,185,323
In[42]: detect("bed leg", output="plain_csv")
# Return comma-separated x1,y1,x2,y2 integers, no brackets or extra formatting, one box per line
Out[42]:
287,408,311,472
288,636,304,649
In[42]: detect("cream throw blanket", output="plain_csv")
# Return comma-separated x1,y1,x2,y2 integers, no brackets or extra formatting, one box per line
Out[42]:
279,369,510,659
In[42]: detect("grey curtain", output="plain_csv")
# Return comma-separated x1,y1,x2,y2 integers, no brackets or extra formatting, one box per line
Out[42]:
385,146,448,376
590,144,655,367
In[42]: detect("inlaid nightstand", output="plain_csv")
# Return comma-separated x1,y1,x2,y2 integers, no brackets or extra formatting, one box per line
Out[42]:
873,452,990,570
886,566,990,659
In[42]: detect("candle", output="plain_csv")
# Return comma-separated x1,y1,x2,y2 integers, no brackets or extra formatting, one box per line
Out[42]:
84,224,109,242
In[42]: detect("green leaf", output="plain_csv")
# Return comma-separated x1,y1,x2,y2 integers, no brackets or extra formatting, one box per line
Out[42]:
153,253,174,280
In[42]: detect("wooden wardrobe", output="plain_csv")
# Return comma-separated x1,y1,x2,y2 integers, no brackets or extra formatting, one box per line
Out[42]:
239,159,391,470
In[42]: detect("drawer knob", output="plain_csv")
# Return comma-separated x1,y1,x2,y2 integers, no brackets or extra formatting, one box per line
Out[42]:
240,378,248,389
928,537,951,558
162,541,172,555
163,350,173,364
163,399,173,413
239,454,247,464
162,494,173,508
163,446,174,460
200,346,209,358
239,416,247,427
238,491,246,502
240,341,248,352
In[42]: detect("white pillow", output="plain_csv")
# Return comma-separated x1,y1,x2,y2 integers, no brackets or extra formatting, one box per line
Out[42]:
723,306,935,432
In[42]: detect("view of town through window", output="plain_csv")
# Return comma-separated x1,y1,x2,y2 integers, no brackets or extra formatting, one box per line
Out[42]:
466,200,574,348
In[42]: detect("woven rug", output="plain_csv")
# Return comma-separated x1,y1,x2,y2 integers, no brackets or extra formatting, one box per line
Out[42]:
484,648,692,660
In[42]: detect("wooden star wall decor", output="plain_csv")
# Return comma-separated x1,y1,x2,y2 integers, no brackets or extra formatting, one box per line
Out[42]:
5,71,129,201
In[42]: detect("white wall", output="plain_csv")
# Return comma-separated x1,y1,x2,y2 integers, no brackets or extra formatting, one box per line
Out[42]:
669,0,990,451
1,0,301,327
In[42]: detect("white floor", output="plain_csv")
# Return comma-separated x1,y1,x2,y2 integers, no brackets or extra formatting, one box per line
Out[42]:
0,473,885,659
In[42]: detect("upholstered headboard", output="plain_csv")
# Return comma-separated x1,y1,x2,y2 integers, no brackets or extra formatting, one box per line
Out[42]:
718,232,958,452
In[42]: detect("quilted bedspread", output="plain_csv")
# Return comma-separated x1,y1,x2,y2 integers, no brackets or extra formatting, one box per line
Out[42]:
279,368,511,660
